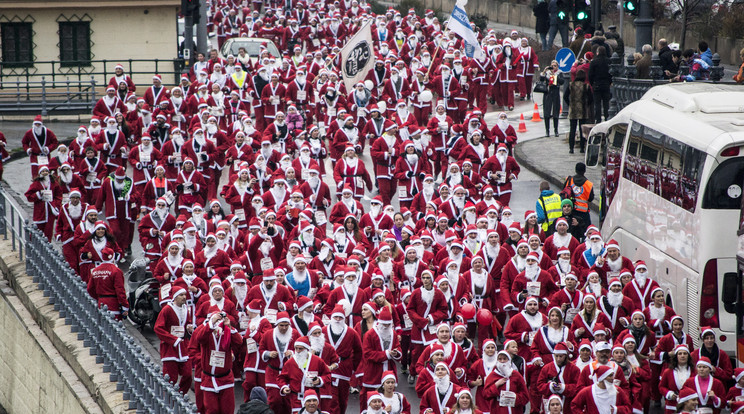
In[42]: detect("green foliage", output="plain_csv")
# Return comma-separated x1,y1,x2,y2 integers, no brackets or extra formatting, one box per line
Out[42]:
368,0,387,15
470,13,489,32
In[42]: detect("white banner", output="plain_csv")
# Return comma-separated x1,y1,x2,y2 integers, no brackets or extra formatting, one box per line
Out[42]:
340,20,374,93
449,2,485,59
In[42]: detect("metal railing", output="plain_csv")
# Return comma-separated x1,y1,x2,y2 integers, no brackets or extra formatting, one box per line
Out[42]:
0,77,98,116
0,189,197,414
608,51,732,117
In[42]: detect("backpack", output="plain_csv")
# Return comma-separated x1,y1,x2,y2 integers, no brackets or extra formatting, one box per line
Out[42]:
560,176,576,204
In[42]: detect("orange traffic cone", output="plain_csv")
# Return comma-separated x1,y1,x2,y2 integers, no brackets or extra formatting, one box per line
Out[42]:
517,114,527,133
531,103,541,122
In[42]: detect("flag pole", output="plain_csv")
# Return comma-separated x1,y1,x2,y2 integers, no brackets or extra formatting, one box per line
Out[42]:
424,18,451,81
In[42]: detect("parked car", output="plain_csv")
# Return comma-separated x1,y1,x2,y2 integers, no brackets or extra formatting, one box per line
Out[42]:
219,37,281,64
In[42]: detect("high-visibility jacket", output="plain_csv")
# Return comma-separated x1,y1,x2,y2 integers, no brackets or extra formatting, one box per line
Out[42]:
566,176,593,213
539,193,563,231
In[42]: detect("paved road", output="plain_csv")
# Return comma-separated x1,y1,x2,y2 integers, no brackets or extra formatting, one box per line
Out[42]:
1,96,607,413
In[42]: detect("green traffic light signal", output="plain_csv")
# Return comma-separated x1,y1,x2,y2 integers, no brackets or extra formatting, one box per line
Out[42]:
577,10,588,19
624,0,638,14
558,10,567,19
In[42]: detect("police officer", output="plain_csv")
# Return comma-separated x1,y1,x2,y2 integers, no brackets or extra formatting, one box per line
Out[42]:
536,180,563,236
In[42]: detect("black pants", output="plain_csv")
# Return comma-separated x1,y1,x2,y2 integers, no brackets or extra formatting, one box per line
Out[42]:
593,88,611,123
544,116,559,135
569,119,586,150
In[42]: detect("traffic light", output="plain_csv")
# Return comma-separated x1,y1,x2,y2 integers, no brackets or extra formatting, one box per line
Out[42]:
624,0,639,15
574,0,590,22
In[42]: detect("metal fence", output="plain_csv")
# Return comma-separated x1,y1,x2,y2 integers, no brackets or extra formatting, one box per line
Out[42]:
0,77,98,116
0,189,197,414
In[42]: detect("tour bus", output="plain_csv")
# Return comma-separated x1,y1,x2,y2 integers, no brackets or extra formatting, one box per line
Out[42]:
584,83,744,362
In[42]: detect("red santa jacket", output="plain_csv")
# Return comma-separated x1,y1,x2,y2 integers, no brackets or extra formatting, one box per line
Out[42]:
361,326,402,388
154,301,192,362
193,319,242,391
570,383,632,414
87,262,128,314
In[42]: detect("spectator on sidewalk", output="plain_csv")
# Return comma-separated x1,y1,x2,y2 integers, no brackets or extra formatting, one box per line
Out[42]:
238,387,274,414
675,49,710,82
658,39,675,74
591,31,612,58
588,47,612,123
665,50,683,80
541,60,564,138
604,25,624,59
548,0,570,48
635,44,653,79
733,48,744,84
568,70,593,154
533,0,551,51
570,27,592,60
563,162,594,229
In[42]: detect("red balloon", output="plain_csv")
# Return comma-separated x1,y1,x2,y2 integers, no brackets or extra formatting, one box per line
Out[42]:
460,303,476,320
476,309,493,326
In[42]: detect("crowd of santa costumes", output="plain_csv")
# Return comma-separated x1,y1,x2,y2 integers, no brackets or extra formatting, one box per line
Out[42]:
17,1,744,414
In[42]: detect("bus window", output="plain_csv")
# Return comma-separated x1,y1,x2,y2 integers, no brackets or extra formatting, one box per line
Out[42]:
623,123,642,184
605,123,627,208
661,137,684,206
703,157,744,210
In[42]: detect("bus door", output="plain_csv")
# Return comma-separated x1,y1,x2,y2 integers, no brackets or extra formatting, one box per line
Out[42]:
729,178,744,366
585,123,628,222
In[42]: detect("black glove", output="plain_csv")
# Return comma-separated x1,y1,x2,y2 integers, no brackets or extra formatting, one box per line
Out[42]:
200,153,208,162
407,171,413,178
176,184,184,192
418,173,426,180
411,187,418,196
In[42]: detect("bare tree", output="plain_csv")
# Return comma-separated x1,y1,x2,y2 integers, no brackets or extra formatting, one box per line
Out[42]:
670,0,705,49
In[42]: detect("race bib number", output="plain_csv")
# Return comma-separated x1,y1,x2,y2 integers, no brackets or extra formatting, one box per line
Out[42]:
233,162,241,172
499,391,516,407
160,283,172,299
312,39,320,47
305,371,318,387
62,193,70,205
184,182,193,195
172,153,182,164
37,155,49,166
42,190,53,202
461,76,468,83
398,187,408,199
246,338,258,353
528,330,537,343
210,350,226,368
265,308,277,324
403,314,412,328
496,171,506,184
736,396,744,402
260,257,274,271
301,169,309,181
314,211,327,224
164,191,175,205
336,252,347,259
140,153,151,164
357,108,367,118
321,314,331,326
327,108,337,118
439,122,448,132
87,172,97,183
296,91,307,101
526,281,541,297
170,325,185,338
428,324,438,334
355,176,364,188
239,313,249,330
565,307,580,324
270,96,280,106
234,208,246,221
698,409,713,414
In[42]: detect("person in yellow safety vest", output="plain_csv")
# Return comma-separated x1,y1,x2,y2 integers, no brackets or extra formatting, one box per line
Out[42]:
535,180,563,236
563,162,594,230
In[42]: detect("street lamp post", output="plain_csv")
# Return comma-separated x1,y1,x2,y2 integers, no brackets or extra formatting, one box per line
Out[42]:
634,0,654,52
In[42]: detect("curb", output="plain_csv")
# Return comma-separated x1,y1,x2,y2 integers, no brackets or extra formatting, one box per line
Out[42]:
514,137,601,213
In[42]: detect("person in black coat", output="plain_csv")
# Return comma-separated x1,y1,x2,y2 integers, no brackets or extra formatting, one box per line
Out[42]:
588,46,612,123
658,39,676,77
238,387,275,414
541,60,565,137
533,0,551,51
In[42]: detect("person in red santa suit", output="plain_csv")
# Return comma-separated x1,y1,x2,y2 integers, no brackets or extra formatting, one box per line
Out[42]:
95,116,128,174
425,65,461,124
286,66,315,123
107,63,136,92
76,145,106,202
25,165,61,241
143,74,170,108
262,175,290,211
394,140,431,209
160,127,186,182
481,350,529,414
261,72,287,124
240,298,273,399
246,269,295,315
175,158,208,216
516,38,539,101
504,297,547,362
259,311,298,411
493,43,521,111
93,86,127,119
307,322,342,412
55,189,87,271
78,221,122,282
138,196,175,264
691,327,733,385
415,324,469,388
333,145,372,201
277,334,332,413
369,122,400,206
596,276,634,337
182,127,219,187
128,134,162,195
321,304,363,414
361,306,402,410
536,342,581,409
406,270,448,382
419,361,462,414
390,99,418,142
571,365,632,414
192,307,243,414
621,260,660,312
23,116,59,177
590,239,634,287
86,246,128,319
543,219,580,261
153,283,193,394
510,252,559,312
482,144,520,206
490,112,518,155
659,344,694,414
195,233,232,281
410,69,433,126
426,102,453,179
195,279,240,327
95,166,138,257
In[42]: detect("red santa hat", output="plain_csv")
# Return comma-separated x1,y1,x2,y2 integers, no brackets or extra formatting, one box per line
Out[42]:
262,269,277,281
554,342,570,355
696,356,714,370
578,338,593,353
593,323,608,336
554,217,568,228
303,390,319,404
508,222,522,235
399,287,412,302
101,247,115,262
608,277,622,288
366,391,383,406
296,296,313,312
556,246,571,257
593,365,613,382
516,239,529,250
69,188,82,198
526,251,539,261
307,322,322,335
331,304,346,319
377,306,393,323
430,342,445,357
381,370,397,385
524,296,539,306
672,344,689,356
605,239,620,251
677,387,697,404
170,281,188,299
700,326,715,339
275,311,291,324
114,166,127,179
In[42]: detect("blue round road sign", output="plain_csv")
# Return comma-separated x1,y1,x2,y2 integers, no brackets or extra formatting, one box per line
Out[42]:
556,48,576,72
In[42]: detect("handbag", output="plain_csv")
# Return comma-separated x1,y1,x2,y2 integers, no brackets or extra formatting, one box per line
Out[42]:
533,80,548,94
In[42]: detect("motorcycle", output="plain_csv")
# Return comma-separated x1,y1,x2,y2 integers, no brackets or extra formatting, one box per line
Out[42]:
127,258,161,330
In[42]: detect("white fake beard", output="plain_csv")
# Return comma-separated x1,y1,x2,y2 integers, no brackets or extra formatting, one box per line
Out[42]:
453,195,465,210
496,153,507,165
259,240,272,256
206,124,218,134
423,183,434,198
126,102,137,112
195,134,206,147
334,233,346,246
344,279,358,296
607,256,622,271
171,96,183,106
406,153,418,165
89,125,102,135
293,349,309,366
557,257,571,271
635,272,647,287
172,134,184,146
300,153,311,164
60,170,73,184
589,282,602,295
310,334,325,354
497,119,509,131
308,176,320,188
449,172,462,186
68,203,82,218
293,269,307,284
501,216,514,227
370,205,381,217
525,263,539,280
234,284,248,304
377,322,393,345
465,211,476,224
33,125,43,135
302,231,315,245
515,255,527,272
155,207,168,220
435,375,451,394
318,246,331,261
497,361,513,377
342,196,355,210
607,291,623,307
590,241,603,256
330,319,346,336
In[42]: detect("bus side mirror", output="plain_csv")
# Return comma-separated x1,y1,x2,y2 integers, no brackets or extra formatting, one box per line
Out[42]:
585,133,604,168
722,272,738,313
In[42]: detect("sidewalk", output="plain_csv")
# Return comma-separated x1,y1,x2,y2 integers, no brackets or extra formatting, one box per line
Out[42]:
514,133,602,212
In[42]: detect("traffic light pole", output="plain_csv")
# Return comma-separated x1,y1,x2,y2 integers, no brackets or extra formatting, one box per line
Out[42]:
592,0,601,32
634,0,653,52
